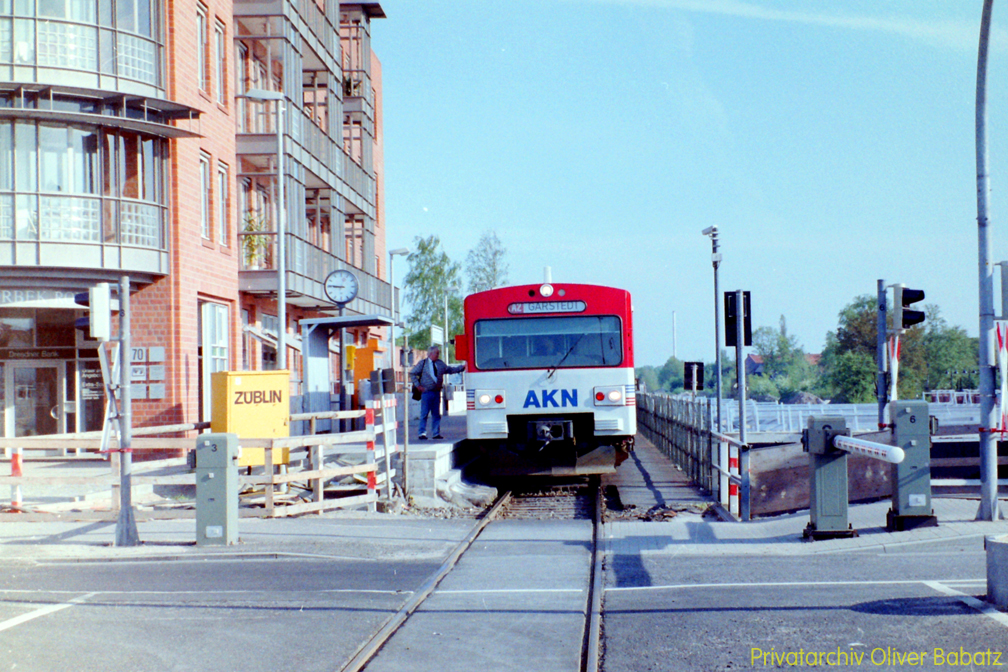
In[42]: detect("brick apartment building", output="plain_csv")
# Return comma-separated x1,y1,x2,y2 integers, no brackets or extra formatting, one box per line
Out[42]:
0,0,389,437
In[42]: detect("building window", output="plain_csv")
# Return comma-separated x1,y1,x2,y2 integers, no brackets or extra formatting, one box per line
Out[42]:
199,301,230,422
214,21,226,104
236,43,248,132
217,162,228,246
196,6,208,93
199,153,210,239
0,119,166,248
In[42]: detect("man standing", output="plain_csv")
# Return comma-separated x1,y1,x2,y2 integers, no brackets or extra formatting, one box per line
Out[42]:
410,345,464,440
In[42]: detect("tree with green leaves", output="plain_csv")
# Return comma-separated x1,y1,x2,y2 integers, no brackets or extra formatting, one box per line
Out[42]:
819,294,930,401
403,235,463,358
465,230,509,293
752,315,817,400
921,307,979,390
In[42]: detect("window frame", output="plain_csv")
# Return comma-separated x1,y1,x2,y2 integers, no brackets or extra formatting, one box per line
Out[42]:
214,20,226,104
199,152,210,239
196,5,208,93
216,161,228,246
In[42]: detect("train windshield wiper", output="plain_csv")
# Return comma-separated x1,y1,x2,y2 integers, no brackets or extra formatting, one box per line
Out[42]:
547,332,587,378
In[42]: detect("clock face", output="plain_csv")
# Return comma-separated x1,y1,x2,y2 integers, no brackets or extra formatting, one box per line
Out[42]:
324,270,359,304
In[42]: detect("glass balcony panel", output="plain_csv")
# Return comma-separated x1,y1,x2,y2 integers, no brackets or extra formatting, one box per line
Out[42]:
117,32,156,84
36,21,97,70
1,19,12,62
39,194,100,241
13,18,34,63
0,195,12,238
119,198,160,247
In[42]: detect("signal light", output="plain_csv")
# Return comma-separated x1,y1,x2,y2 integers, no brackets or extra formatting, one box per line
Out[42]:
893,285,926,331
74,283,111,341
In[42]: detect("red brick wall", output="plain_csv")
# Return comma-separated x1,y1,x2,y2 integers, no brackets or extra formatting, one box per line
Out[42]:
129,0,238,428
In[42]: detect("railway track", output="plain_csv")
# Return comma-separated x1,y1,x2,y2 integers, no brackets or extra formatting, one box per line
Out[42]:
338,477,604,672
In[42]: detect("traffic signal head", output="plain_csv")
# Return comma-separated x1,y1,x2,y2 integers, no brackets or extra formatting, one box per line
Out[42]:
892,285,926,331
74,283,112,341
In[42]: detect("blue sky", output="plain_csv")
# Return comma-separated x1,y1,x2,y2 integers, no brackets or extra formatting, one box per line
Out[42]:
376,1,1008,366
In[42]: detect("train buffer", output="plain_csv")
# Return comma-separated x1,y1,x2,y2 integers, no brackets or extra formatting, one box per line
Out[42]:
801,400,936,541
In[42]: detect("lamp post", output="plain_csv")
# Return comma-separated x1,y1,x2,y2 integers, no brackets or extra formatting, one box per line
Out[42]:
702,226,722,432
388,248,409,374
246,88,287,369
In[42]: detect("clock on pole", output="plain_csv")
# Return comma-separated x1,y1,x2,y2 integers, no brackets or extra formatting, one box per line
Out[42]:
324,269,359,306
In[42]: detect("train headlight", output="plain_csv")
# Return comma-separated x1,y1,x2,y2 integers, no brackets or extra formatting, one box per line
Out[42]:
594,386,625,406
540,283,554,297
474,390,506,409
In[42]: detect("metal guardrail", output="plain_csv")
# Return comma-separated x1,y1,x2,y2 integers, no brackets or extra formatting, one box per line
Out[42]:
637,393,751,520
701,399,985,433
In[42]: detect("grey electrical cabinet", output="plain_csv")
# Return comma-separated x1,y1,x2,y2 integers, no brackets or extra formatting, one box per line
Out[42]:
195,433,240,546
803,416,857,540
888,400,937,531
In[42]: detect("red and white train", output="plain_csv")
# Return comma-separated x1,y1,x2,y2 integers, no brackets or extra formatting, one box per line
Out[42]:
454,280,636,476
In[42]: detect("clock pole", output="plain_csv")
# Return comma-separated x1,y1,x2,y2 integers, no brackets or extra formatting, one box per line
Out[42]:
338,304,346,433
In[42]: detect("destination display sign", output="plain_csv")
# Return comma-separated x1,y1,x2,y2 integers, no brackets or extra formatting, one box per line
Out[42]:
507,300,586,315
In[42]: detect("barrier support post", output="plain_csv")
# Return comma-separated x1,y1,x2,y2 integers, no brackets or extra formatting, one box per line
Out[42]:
802,416,857,540
887,400,938,531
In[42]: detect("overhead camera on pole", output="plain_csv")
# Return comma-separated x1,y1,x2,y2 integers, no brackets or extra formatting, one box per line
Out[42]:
886,283,926,402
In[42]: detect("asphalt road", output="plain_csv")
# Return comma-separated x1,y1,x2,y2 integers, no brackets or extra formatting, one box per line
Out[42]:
602,535,1004,672
0,555,437,672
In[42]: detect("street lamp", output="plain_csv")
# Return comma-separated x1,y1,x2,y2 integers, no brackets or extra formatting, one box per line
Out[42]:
702,225,722,432
388,248,409,374
246,88,287,370
445,285,458,363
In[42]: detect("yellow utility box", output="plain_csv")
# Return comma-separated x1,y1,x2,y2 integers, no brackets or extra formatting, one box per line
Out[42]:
211,370,290,439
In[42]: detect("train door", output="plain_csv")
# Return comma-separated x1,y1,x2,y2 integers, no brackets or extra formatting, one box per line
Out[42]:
5,362,65,437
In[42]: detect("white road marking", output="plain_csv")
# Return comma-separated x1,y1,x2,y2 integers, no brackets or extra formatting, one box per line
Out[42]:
0,592,94,633
606,579,982,593
437,588,584,595
923,581,1008,629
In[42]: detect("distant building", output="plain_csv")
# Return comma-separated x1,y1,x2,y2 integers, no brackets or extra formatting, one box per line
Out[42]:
0,0,389,437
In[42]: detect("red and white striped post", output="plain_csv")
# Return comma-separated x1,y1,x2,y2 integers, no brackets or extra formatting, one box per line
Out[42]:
728,445,739,515
10,446,23,512
365,407,377,512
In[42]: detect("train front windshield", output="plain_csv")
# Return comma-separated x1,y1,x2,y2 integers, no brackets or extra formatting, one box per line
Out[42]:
473,315,623,370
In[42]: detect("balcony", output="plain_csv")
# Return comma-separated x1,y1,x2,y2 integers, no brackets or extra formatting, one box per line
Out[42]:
239,230,391,317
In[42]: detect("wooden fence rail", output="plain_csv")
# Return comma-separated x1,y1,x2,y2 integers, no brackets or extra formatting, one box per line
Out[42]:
1,397,399,519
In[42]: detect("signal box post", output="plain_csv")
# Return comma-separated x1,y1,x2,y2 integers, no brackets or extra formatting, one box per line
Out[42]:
887,400,938,531
802,416,857,540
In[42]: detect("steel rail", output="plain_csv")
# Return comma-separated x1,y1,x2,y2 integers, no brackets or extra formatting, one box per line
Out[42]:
337,491,512,672
582,478,603,672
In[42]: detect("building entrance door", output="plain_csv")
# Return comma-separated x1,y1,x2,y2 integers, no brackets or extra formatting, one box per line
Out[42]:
8,363,63,437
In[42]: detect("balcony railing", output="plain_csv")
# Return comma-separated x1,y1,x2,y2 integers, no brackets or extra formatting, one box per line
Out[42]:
238,229,390,312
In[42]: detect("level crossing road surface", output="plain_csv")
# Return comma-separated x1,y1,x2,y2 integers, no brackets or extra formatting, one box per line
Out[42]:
1,432,1007,671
